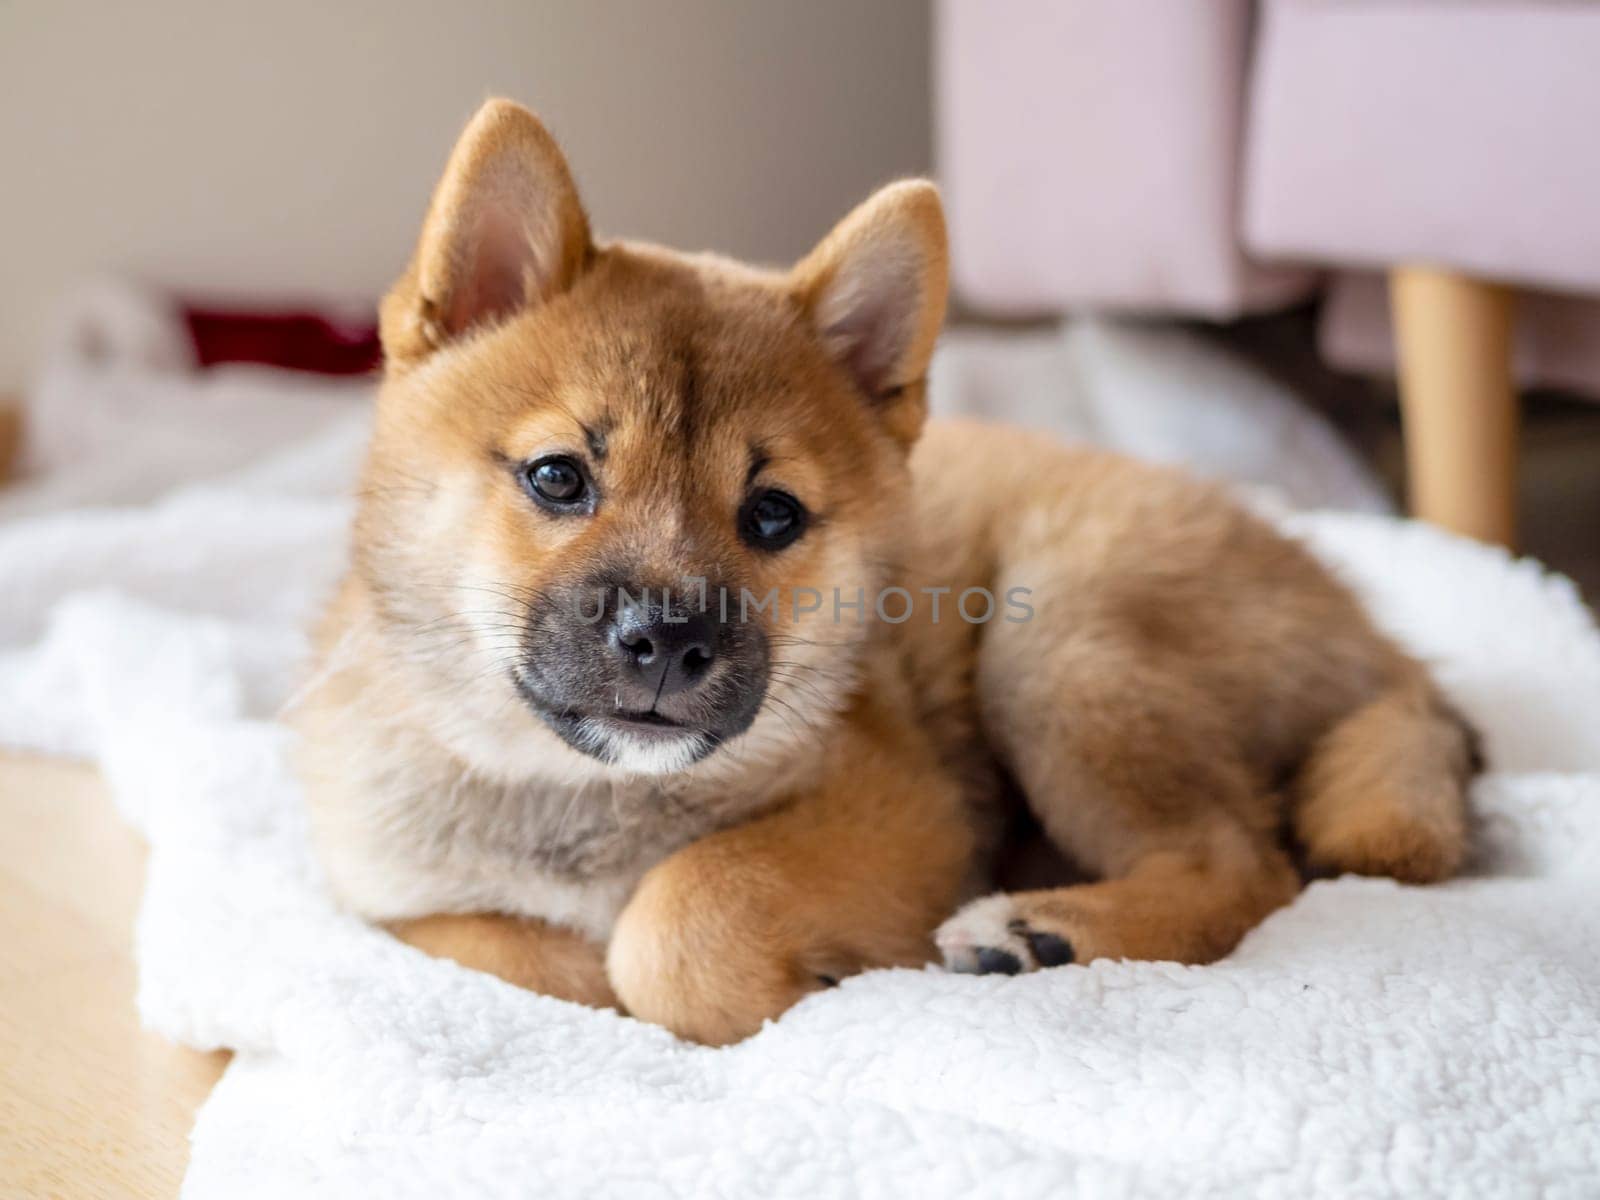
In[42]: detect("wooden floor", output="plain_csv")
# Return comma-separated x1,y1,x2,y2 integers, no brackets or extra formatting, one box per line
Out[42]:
0,752,227,1198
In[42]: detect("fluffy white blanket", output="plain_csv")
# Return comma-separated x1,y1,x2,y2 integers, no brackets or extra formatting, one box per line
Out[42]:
3,325,1597,1196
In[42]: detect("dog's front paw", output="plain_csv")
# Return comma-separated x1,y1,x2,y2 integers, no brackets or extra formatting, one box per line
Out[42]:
606,865,823,1045
936,894,1075,975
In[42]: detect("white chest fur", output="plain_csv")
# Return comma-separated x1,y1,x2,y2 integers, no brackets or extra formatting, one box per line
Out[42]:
298,600,829,943
304,730,776,941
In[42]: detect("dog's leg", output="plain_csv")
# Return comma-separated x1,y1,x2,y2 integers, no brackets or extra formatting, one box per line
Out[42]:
942,634,1299,973
937,831,1299,973
390,914,617,1008
606,715,974,1045
1291,680,1476,884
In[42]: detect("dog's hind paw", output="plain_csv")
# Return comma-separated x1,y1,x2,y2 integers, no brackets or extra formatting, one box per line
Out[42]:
936,894,1075,975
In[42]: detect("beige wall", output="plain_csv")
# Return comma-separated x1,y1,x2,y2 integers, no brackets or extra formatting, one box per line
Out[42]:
0,0,931,388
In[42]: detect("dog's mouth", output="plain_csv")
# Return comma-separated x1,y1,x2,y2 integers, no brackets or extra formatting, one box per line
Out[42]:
512,673,725,771
568,707,688,734
515,679,693,734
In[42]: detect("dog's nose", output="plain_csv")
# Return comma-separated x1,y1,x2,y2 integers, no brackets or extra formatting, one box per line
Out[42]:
609,605,717,697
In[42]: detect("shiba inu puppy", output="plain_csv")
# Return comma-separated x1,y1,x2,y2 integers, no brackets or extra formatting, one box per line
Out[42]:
294,100,1478,1045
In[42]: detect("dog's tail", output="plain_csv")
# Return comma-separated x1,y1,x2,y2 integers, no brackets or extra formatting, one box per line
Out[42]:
1291,680,1480,883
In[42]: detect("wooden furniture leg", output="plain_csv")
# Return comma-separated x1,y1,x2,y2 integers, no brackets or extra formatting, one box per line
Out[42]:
1389,265,1518,547
0,399,21,485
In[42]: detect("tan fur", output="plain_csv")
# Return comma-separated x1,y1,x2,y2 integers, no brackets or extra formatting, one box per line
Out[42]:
607,687,972,1044
391,914,618,1009
294,101,1477,1045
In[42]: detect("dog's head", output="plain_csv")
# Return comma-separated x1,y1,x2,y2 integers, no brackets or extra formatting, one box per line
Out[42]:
356,100,946,778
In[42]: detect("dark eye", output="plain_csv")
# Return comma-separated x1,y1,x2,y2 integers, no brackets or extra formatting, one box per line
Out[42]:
524,456,588,507
741,489,806,550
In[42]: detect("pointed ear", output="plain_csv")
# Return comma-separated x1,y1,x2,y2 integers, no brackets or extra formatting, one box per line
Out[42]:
380,99,590,369
790,180,949,445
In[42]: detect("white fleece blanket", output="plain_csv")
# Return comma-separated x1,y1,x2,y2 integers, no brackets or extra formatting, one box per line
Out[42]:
4,320,1599,1196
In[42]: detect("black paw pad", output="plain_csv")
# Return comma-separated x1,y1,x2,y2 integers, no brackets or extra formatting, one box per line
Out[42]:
973,947,1023,975
1023,930,1075,968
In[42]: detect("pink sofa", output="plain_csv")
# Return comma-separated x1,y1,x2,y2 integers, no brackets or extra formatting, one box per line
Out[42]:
937,0,1313,319
937,0,1600,546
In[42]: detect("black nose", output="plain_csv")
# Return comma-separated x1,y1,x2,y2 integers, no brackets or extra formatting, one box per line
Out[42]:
608,603,717,698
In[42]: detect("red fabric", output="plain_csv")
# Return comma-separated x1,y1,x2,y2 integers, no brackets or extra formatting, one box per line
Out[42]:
182,306,381,375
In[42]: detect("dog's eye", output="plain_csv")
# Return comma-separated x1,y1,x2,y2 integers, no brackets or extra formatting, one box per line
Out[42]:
741,489,806,550
524,456,588,507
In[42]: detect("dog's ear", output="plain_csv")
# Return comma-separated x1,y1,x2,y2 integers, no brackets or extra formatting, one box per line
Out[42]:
381,99,590,369
790,181,949,446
